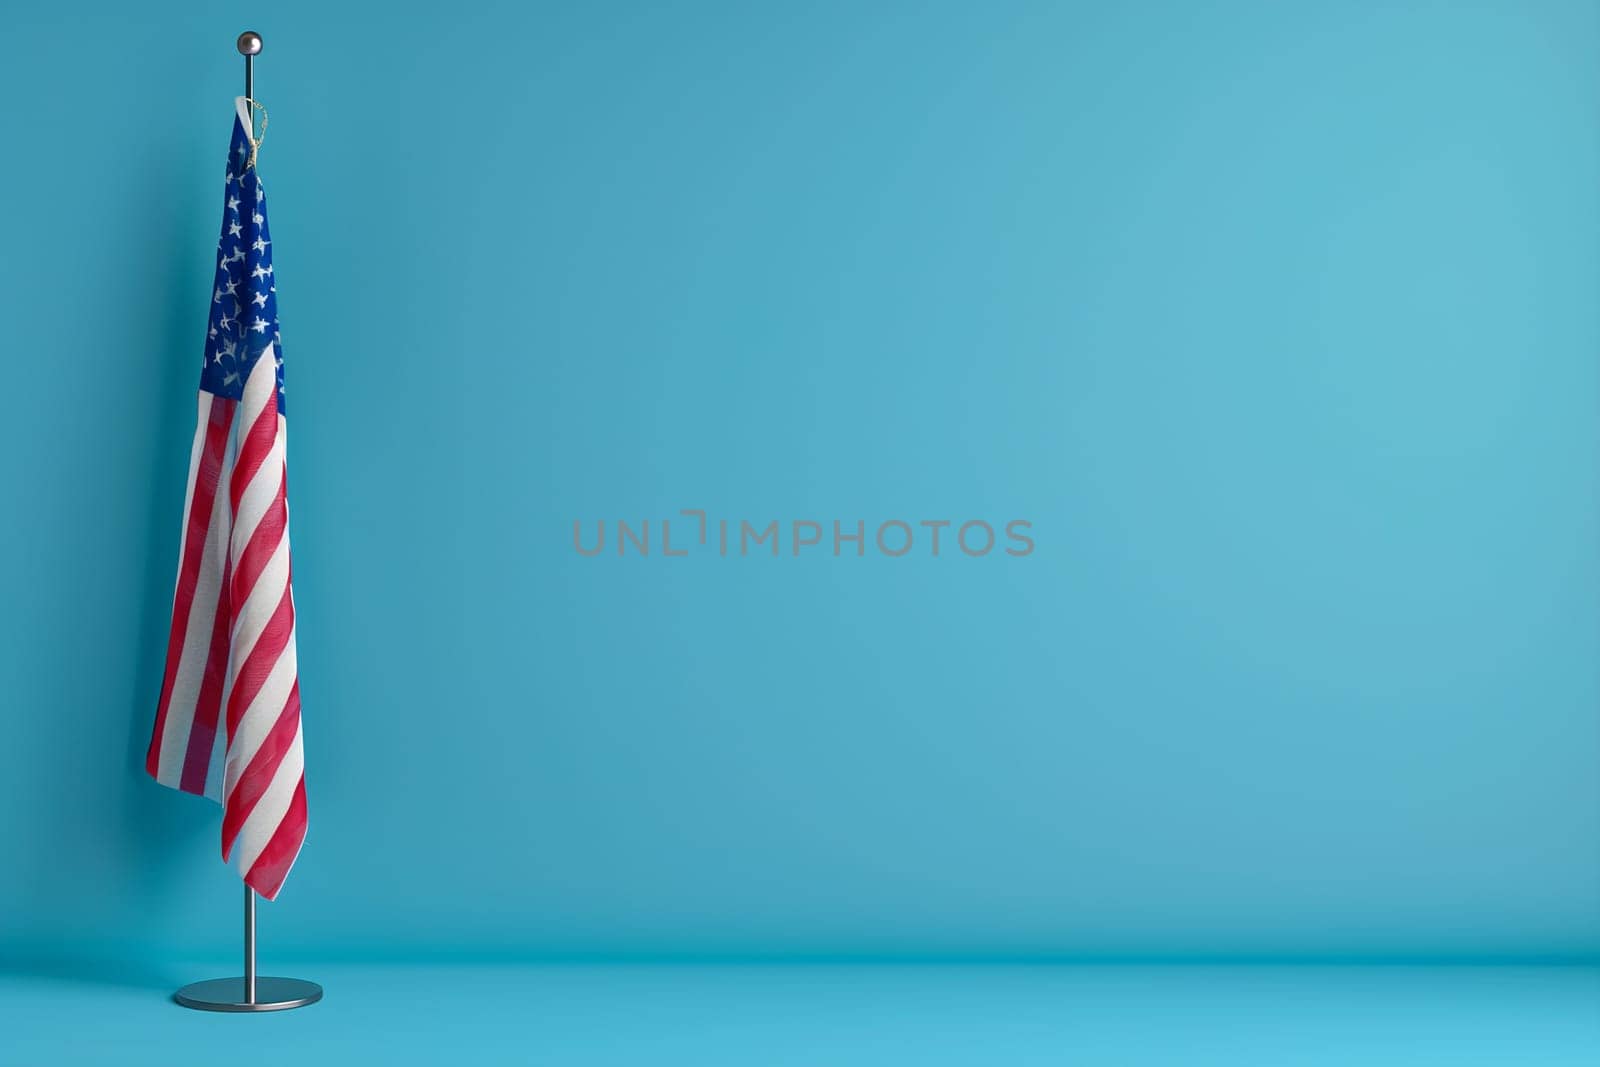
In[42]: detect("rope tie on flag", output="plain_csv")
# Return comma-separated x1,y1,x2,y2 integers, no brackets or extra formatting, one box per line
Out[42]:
242,98,268,170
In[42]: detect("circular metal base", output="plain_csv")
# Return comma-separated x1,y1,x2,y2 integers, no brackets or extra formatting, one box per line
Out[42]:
174,977,322,1012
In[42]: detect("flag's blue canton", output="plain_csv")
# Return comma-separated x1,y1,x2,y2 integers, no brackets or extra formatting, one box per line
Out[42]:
201,113,285,415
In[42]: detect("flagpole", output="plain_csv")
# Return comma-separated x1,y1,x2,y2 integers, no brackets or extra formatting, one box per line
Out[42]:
171,34,321,1011
244,885,256,1003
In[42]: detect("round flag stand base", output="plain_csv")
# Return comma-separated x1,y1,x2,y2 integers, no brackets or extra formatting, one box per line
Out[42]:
174,976,322,1013
172,886,320,1012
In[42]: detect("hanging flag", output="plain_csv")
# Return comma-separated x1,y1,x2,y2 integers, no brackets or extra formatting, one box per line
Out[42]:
146,98,307,901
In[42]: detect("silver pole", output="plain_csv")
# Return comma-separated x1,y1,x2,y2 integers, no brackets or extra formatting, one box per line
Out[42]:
238,28,263,1015
244,886,257,1004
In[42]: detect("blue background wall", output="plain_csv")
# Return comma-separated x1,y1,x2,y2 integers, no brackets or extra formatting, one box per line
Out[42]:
2,0,1597,963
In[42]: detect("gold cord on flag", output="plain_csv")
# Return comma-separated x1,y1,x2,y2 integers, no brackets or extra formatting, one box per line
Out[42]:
243,98,268,170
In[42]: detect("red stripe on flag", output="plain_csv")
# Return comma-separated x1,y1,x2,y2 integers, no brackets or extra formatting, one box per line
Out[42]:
147,396,235,778
244,778,307,902
225,584,295,741
228,391,279,512
178,549,234,795
221,682,301,861
232,469,287,611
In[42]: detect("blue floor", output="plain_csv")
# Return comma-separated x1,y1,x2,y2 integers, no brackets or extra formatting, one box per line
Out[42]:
2,963,1596,1064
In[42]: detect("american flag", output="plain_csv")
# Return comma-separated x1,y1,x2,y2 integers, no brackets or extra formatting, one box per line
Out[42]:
146,99,306,901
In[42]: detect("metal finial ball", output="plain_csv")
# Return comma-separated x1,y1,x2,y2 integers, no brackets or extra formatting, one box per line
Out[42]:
237,31,263,56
